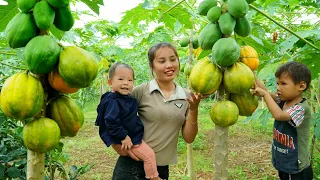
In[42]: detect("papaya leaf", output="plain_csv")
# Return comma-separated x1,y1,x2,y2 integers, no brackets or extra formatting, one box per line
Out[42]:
197,50,210,60
80,0,103,15
312,112,320,139
174,20,183,33
292,49,320,80
0,0,19,32
279,30,320,53
7,167,20,178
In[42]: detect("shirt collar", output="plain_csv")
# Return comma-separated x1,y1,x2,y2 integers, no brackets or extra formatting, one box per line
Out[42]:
149,79,187,100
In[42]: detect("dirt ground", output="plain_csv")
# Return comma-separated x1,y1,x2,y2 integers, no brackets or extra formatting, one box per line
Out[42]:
60,114,279,180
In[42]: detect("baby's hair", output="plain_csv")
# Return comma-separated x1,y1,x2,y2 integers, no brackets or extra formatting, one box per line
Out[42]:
108,62,135,79
275,61,311,91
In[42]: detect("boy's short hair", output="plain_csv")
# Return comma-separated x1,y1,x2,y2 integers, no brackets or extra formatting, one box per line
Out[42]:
108,62,134,79
275,61,311,91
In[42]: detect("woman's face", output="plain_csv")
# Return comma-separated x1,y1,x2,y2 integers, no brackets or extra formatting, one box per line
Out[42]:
152,47,179,82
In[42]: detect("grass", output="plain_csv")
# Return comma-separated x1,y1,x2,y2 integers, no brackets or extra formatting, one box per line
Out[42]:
59,99,320,180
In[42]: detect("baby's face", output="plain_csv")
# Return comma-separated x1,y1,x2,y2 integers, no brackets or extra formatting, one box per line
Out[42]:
109,67,134,95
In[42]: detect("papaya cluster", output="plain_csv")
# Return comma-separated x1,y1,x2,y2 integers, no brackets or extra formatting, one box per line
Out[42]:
1,2,99,153
187,0,259,127
179,35,199,49
6,0,74,49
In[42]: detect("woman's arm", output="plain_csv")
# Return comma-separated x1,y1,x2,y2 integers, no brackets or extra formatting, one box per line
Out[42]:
182,92,202,143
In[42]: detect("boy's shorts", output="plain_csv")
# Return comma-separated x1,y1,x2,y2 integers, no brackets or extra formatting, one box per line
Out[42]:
278,165,313,180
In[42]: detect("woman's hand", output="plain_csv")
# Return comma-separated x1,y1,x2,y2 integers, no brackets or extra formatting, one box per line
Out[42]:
186,92,202,111
121,135,133,150
112,144,140,161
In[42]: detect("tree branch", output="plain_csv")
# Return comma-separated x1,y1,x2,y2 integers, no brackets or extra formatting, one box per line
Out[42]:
249,4,320,52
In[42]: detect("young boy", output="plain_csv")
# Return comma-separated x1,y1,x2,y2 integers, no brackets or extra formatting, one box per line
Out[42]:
252,61,313,179
95,62,161,180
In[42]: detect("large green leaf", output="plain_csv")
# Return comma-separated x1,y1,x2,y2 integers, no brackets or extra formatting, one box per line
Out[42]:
80,0,103,15
0,0,19,32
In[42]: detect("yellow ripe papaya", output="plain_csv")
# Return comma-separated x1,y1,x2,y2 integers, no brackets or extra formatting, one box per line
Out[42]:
189,58,222,95
210,100,239,127
0,71,44,120
47,96,84,137
223,62,254,94
239,45,259,71
230,92,258,116
23,117,60,153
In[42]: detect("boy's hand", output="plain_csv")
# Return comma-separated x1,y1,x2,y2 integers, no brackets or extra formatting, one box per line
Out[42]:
251,82,267,97
121,135,133,150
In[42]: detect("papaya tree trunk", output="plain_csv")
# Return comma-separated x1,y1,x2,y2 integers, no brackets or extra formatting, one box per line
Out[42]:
214,83,229,179
27,150,45,180
186,32,196,180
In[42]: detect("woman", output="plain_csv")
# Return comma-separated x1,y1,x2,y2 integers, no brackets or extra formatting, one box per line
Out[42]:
112,42,202,180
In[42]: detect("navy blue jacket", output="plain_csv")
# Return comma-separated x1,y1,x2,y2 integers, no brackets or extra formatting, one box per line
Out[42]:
95,92,144,147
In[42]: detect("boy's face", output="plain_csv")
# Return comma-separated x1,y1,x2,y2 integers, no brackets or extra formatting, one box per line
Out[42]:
108,67,134,95
276,73,306,101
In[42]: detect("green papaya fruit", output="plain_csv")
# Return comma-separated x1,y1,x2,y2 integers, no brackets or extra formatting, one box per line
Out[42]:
199,23,222,50
5,12,37,48
47,0,69,8
198,0,217,16
235,16,252,37
246,0,256,4
23,36,61,74
207,6,221,23
179,37,190,47
17,0,36,12
33,1,55,30
218,13,236,35
212,38,240,67
192,36,199,49
228,0,249,18
54,6,74,31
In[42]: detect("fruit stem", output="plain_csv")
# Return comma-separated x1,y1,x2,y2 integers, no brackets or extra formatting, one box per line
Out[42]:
249,4,320,52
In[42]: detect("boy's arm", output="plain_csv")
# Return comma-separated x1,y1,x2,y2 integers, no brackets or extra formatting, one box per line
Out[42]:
253,86,291,121
254,77,278,101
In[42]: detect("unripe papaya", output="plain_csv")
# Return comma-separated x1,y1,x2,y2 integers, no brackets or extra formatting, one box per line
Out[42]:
235,16,252,37
5,12,37,48
207,6,221,23
59,46,99,88
54,6,74,31
33,1,55,30
184,63,193,78
212,38,240,67
47,0,69,8
198,0,217,16
228,0,249,18
179,37,189,47
23,36,61,74
218,12,236,35
17,0,36,12
192,36,199,49
199,23,222,50
210,101,239,127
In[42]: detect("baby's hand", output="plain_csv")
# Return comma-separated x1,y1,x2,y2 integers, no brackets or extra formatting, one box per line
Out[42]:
121,135,133,150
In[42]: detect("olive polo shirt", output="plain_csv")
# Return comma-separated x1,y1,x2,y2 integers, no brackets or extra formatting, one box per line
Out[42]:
131,79,190,166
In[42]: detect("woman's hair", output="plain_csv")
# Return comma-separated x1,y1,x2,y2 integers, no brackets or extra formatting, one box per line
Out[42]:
108,62,134,79
275,61,311,91
147,42,180,76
